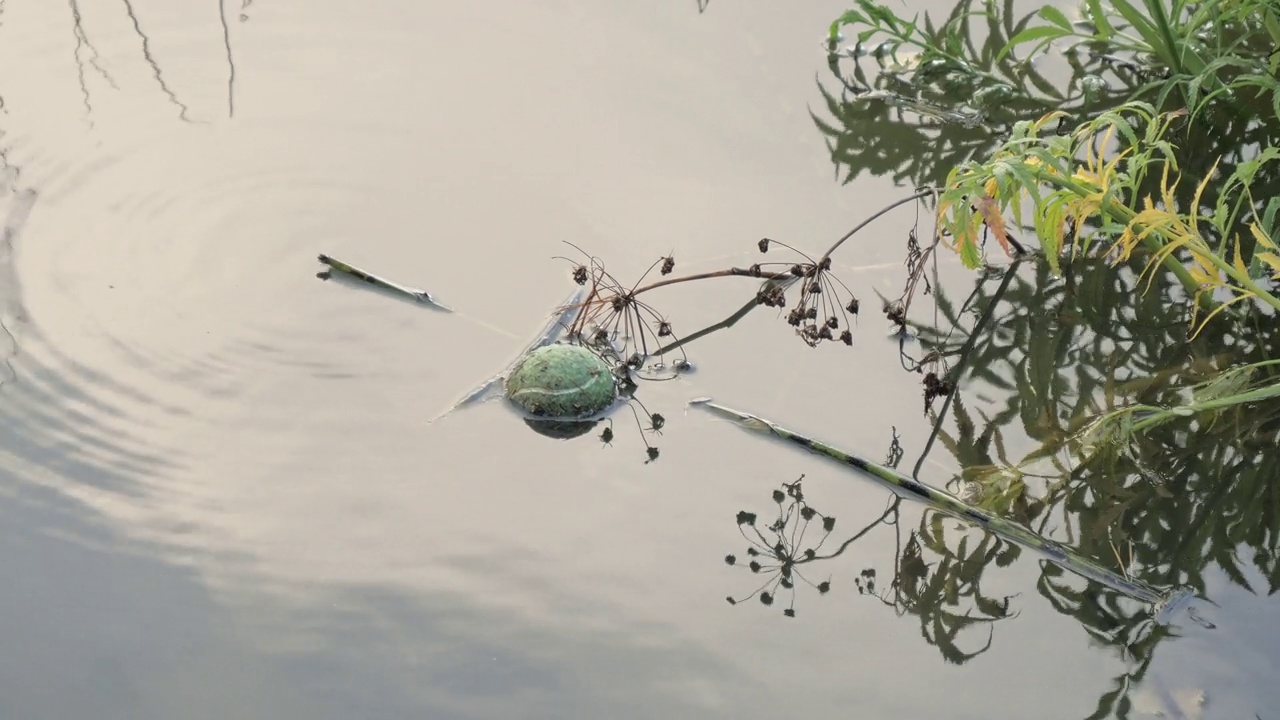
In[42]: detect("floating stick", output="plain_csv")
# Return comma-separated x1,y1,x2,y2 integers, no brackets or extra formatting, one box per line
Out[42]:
316,253,453,312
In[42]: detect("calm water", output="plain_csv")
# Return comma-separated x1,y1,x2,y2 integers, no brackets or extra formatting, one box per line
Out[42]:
0,1,1274,718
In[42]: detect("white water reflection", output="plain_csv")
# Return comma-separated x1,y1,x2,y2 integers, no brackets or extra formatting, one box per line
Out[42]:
1,0,1260,718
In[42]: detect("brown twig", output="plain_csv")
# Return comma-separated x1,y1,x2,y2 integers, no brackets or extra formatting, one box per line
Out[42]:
631,266,797,296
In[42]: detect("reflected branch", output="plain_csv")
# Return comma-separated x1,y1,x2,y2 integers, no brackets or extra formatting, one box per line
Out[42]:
911,259,1022,478
218,0,236,117
121,0,193,121
67,0,100,121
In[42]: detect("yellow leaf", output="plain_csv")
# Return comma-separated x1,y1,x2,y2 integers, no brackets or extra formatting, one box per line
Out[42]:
1188,158,1220,239
1032,111,1068,132
1258,251,1280,277
1251,222,1278,250
1190,293,1255,339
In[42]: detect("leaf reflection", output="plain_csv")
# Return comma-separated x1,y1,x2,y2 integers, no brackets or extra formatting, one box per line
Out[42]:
905,256,1275,712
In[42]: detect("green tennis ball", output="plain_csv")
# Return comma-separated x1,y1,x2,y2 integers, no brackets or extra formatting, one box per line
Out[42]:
506,344,618,419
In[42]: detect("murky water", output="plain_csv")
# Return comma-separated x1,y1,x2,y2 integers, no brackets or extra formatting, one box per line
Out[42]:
1,1,1274,718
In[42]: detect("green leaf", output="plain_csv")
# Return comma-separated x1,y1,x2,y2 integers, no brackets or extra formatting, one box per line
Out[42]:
830,10,869,40
998,25,1069,61
1037,5,1073,31
1263,197,1280,238
1265,7,1280,46
1082,0,1114,36
1108,0,1168,62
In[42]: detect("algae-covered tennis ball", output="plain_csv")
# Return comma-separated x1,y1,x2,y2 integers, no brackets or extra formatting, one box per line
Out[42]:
505,344,618,419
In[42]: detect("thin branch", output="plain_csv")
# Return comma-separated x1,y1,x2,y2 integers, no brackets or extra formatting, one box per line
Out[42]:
910,258,1023,479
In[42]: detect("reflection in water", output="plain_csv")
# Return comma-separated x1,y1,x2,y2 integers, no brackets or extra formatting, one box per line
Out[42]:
815,0,1280,249
706,391,1185,658
1,184,186,502
901,257,1276,714
716,243,1272,703
40,0,237,122
798,8,1280,710
121,0,193,121
0,189,35,389
727,478,1018,664
9,0,1275,716
217,0,236,117
522,416,600,441
657,152,1274,711
68,0,111,122
812,0,1144,188
725,476,866,612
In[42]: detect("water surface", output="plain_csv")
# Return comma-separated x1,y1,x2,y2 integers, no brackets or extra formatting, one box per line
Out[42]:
0,1,1272,718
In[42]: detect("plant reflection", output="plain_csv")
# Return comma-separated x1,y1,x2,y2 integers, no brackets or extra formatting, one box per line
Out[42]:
725,470,1019,665
899,257,1259,709
718,252,1264,695
800,6,1279,708
819,0,1280,259
122,0,194,121
812,0,1280,225
724,476,840,618
44,0,231,121
812,0,1145,187
814,1,1280,283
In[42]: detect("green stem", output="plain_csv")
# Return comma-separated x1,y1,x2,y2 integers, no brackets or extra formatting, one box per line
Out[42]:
1130,383,1280,433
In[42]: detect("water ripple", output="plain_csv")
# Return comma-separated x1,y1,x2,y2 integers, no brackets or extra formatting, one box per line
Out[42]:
20,123,422,394
1,187,181,512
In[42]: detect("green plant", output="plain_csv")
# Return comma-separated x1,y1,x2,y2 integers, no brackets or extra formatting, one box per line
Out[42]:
935,102,1280,333
1000,0,1280,121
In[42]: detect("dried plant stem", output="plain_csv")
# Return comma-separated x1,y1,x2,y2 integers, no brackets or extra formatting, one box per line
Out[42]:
631,266,795,297
817,188,936,267
628,190,934,301
651,277,797,356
